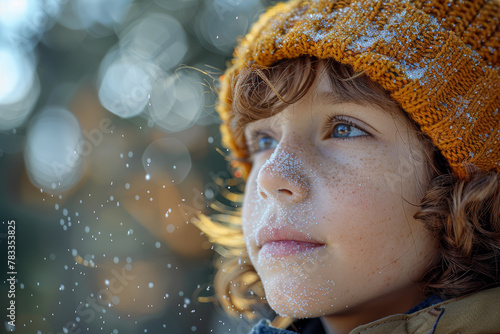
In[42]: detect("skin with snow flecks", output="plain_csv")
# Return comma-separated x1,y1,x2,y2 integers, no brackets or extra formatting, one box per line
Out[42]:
241,73,440,333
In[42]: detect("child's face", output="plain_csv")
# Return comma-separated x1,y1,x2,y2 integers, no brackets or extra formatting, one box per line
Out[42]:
241,73,439,320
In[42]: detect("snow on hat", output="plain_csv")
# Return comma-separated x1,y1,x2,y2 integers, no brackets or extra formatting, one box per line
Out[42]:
216,0,500,180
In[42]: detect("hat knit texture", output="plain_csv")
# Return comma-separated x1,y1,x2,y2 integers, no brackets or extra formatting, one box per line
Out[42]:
216,0,500,180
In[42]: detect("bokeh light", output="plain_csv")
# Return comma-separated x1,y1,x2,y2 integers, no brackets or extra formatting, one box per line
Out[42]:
118,12,188,71
24,107,85,194
58,0,132,31
194,0,263,55
97,10,192,120
142,137,192,184
0,69,40,131
98,53,156,119
0,0,39,31
0,0,62,50
0,45,36,105
148,70,205,132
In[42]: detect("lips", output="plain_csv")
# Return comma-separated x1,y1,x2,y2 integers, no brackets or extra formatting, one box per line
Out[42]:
256,225,325,248
260,240,325,258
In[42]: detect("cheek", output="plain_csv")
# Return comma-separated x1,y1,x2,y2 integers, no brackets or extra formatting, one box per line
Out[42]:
241,186,256,240
320,154,429,271
241,170,264,251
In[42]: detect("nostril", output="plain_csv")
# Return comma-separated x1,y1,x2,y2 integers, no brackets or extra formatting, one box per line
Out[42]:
259,191,268,199
278,188,293,195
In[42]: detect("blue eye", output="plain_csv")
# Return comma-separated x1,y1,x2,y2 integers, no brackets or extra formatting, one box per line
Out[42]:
246,131,278,156
246,118,369,157
331,123,367,138
257,135,277,151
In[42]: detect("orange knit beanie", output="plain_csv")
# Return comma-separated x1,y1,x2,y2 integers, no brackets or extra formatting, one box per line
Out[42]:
216,0,500,181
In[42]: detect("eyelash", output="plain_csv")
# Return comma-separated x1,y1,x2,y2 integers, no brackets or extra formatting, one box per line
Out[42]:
323,115,370,140
245,115,371,157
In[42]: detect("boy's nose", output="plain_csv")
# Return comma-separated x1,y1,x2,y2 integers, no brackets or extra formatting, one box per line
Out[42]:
255,149,309,203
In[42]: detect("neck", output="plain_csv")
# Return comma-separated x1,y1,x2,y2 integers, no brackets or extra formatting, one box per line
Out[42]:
320,286,426,334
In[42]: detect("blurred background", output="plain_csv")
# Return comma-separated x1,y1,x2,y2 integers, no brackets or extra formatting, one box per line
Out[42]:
0,0,278,333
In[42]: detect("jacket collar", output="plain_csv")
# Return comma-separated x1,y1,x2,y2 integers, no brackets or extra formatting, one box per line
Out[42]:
249,287,500,334
351,286,500,334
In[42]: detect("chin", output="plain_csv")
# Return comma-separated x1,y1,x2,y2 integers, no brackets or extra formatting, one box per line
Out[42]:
268,298,319,318
262,278,334,318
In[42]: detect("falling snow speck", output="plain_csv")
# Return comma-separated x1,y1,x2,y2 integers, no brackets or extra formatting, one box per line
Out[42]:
128,151,133,158
148,282,154,288
167,224,175,233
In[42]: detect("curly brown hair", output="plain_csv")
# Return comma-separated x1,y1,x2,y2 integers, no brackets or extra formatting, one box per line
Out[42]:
416,164,500,299
193,56,500,328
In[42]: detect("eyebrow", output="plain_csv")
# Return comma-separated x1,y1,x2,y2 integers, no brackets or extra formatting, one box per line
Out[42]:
316,91,368,106
316,91,385,110
316,91,396,116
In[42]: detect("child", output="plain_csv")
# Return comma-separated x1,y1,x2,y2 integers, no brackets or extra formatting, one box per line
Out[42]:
194,0,500,332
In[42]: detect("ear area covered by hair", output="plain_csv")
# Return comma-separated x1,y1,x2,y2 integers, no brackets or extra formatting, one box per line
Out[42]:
415,168,500,299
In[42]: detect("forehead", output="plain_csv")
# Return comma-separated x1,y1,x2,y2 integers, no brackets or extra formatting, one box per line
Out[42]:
311,67,399,113
244,70,404,131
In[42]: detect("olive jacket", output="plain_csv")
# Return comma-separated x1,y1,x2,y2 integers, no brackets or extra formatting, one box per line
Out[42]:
248,287,500,334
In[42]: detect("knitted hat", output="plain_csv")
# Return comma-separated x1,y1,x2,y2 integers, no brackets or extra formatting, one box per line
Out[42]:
216,0,500,181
